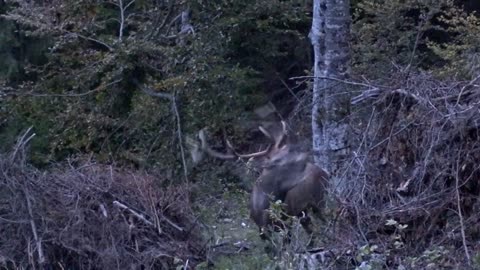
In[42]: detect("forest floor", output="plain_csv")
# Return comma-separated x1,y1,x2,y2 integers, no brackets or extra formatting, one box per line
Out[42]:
194,184,275,269
193,175,325,269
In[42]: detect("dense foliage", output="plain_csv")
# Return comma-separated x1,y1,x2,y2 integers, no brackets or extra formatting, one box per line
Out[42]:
0,0,311,169
352,0,480,78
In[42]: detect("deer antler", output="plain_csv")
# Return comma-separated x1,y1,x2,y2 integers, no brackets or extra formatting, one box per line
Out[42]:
258,120,287,150
197,121,290,163
226,139,272,158
198,129,236,159
225,122,289,158
198,128,272,160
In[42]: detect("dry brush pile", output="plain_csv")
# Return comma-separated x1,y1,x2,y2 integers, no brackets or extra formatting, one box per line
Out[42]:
0,132,204,269
337,72,480,267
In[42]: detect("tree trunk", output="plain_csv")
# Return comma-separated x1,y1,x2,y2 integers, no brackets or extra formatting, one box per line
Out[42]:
310,0,351,195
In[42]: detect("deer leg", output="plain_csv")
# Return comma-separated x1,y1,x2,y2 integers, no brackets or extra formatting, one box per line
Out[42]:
259,227,271,241
311,204,325,222
299,212,317,247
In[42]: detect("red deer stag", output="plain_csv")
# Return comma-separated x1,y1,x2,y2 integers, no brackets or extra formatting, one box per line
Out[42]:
197,121,328,241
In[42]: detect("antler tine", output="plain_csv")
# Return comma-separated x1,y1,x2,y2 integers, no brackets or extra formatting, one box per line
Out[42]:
269,121,287,149
198,128,236,159
258,121,288,150
280,120,287,133
275,120,287,149
226,139,272,158
258,126,273,140
198,123,283,161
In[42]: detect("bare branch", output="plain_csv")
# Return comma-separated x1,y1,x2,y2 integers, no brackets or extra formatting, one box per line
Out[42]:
161,214,185,232
11,127,35,163
117,0,135,42
113,200,155,227
455,73,480,106
23,188,45,265
172,93,189,183
70,32,113,51
132,80,188,182
24,79,123,97
133,79,173,100
149,0,175,40
290,75,386,89
455,157,471,263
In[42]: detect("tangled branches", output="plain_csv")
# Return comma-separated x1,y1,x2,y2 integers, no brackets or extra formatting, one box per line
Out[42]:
0,132,204,269
339,72,480,265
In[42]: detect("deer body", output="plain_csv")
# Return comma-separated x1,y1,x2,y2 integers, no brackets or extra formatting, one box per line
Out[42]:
250,159,327,238
195,121,328,240
284,163,327,218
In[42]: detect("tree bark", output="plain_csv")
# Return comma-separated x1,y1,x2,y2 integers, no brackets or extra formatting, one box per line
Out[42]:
310,0,351,194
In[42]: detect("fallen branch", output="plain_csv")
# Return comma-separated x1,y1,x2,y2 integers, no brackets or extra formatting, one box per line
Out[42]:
161,213,185,232
23,187,45,265
113,200,155,228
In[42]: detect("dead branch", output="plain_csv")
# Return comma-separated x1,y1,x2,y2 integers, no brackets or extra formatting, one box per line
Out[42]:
23,187,45,265
161,214,185,232
113,200,155,227
10,126,35,164
0,139,204,268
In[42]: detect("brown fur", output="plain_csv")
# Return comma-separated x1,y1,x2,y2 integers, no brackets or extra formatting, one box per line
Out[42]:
249,160,328,238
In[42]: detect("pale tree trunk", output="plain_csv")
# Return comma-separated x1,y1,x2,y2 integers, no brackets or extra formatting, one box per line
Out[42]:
310,0,351,195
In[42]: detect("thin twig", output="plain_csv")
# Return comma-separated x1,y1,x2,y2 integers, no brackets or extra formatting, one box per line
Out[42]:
163,13,182,37
118,0,125,42
278,76,300,102
134,79,188,182
23,187,45,265
148,0,174,40
290,75,387,89
11,127,35,163
25,79,122,97
70,32,113,51
117,0,135,42
455,74,480,106
455,157,470,263
404,11,428,73
172,93,189,183
161,214,185,232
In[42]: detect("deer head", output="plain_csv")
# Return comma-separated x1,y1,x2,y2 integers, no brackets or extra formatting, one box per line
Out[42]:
195,121,328,243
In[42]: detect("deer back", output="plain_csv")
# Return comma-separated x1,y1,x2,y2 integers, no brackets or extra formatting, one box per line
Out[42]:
283,163,328,216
